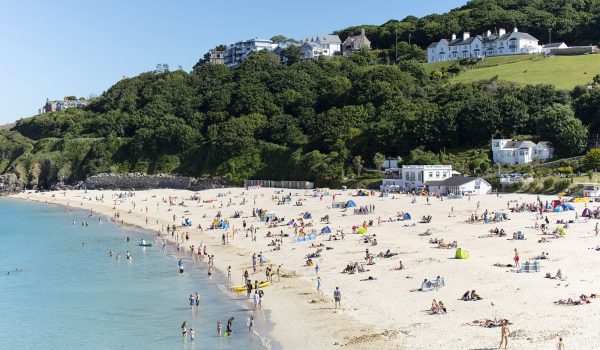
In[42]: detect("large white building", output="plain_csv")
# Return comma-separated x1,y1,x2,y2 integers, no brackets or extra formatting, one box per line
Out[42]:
223,39,277,67
491,139,554,165
381,164,453,191
39,97,87,115
427,27,542,63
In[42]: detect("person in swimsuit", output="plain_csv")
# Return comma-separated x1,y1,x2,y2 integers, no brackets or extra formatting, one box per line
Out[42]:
498,319,509,349
181,321,187,337
513,248,520,268
217,321,222,336
189,294,194,309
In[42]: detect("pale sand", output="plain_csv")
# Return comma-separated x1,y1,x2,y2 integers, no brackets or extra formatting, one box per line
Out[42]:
12,188,600,349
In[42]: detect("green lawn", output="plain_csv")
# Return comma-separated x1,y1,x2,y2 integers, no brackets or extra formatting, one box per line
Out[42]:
425,54,600,90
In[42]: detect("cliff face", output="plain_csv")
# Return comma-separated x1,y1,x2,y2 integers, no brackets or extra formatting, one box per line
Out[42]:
84,173,228,191
0,173,24,195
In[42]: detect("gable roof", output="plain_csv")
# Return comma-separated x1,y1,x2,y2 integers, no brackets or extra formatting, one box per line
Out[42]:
543,42,565,48
503,140,536,149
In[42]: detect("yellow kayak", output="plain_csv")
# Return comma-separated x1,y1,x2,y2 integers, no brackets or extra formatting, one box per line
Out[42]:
231,281,271,292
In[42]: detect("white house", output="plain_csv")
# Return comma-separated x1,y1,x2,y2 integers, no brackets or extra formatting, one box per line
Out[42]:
382,158,399,170
381,164,453,191
583,185,600,197
224,38,277,67
428,27,542,63
302,34,341,59
428,176,493,195
492,139,554,165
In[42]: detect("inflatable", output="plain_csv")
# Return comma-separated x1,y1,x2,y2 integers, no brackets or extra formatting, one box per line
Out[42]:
231,281,271,292
357,227,367,234
455,248,470,259
138,243,153,247
556,226,567,236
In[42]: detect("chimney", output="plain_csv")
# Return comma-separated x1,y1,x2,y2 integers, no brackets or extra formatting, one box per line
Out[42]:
451,33,457,41
513,27,518,33
499,28,506,36
463,32,470,40
486,30,491,37
360,28,365,37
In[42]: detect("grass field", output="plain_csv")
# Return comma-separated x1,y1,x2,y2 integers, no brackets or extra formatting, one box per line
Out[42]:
425,54,600,90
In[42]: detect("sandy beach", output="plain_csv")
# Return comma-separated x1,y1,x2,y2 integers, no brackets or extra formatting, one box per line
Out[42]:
12,188,600,349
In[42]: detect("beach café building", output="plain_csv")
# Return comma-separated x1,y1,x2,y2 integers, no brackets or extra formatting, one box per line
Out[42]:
427,176,492,195
381,164,453,191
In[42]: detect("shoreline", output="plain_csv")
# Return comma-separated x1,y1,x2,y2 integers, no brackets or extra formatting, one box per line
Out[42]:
10,189,401,350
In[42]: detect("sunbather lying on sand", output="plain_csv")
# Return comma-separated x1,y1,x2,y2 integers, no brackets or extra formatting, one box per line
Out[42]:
464,318,509,328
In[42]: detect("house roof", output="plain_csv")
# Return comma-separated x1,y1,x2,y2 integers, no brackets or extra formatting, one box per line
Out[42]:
503,140,536,149
543,42,565,48
427,176,489,187
427,42,439,48
536,141,554,148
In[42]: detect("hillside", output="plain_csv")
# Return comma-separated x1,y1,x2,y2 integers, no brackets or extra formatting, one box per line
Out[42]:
433,54,600,90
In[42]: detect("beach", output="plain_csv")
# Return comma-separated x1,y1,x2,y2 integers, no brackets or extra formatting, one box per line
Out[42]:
12,188,600,349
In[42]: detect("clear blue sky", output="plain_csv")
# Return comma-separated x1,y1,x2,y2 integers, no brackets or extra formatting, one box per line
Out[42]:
0,0,467,124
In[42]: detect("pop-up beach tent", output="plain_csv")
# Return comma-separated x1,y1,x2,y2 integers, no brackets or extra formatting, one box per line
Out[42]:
455,248,470,259
582,208,592,217
553,206,564,212
345,200,357,208
403,213,412,220
321,226,331,234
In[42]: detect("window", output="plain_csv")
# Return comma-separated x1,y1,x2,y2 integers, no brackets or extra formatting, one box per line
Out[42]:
475,185,480,189
429,172,433,177
436,172,440,178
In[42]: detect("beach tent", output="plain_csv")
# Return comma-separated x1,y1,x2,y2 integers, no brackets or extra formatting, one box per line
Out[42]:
303,212,312,219
345,200,357,208
552,200,562,208
582,208,592,217
563,203,575,211
455,248,470,259
553,206,564,213
357,227,368,234
403,213,412,220
321,226,331,234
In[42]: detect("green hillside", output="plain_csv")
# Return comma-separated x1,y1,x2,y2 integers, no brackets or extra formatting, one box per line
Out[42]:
429,54,600,90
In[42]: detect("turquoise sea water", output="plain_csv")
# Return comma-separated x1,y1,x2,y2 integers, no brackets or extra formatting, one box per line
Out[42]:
0,199,272,350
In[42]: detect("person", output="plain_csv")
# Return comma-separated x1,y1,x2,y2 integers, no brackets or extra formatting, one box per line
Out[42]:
498,319,509,350
189,294,195,309
317,276,323,294
462,290,471,301
557,337,565,349
248,315,254,332
217,321,222,337
179,262,185,275
195,292,200,309
315,263,320,276
253,291,260,310
596,223,599,236
181,321,187,338
513,248,520,268
334,287,341,308
225,317,234,336
190,328,195,341
471,290,482,300
227,266,232,285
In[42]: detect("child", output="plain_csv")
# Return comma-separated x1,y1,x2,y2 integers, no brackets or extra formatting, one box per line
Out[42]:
190,328,195,341
217,321,222,337
248,315,254,332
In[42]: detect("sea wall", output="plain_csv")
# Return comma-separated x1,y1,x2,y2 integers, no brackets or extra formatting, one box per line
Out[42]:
0,173,24,195
84,173,228,191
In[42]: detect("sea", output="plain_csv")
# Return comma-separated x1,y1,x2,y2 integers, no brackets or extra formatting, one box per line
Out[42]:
0,199,273,350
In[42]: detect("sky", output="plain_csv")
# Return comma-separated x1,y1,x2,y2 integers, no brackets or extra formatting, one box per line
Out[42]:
0,0,467,124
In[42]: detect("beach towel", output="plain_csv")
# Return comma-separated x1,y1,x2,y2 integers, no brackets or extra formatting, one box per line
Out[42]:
519,261,540,273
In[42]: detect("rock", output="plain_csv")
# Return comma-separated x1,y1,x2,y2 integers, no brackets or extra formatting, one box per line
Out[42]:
84,173,228,191
0,173,24,195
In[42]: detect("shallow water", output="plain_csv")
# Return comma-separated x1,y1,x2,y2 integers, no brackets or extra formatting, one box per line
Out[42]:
0,199,272,350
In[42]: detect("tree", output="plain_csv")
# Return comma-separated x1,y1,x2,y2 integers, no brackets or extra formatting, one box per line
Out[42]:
594,74,600,85
372,152,385,170
281,46,304,65
583,148,600,171
538,104,588,157
352,155,364,176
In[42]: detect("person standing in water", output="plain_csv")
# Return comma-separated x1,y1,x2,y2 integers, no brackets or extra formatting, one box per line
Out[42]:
217,321,222,337
181,321,187,338
227,266,232,285
189,328,195,341
248,315,254,332
189,294,194,309
195,292,200,310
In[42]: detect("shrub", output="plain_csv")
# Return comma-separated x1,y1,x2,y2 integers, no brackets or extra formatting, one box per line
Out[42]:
543,177,555,189
554,179,571,192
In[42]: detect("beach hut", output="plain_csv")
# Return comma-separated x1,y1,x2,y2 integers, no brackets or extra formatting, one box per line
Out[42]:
357,227,368,234
403,213,412,220
345,200,357,208
455,248,470,259
582,208,592,217
321,226,331,234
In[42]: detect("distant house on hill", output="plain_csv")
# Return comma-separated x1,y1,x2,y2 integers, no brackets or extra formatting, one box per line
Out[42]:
491,139,554,165
342,28,371,54
542,42,568,54
39,97,87,115
427,27,542,63
302,34,342,59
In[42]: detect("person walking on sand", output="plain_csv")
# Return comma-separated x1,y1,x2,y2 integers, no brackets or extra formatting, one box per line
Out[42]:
317,276,323,294
498,319,509,350
557,337,565,350
334,287,341,309
595,223,599,236
227,266,232,285
513,249,520,268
